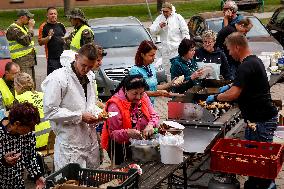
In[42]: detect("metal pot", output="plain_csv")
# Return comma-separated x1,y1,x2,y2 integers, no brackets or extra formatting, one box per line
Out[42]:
131,144,160,162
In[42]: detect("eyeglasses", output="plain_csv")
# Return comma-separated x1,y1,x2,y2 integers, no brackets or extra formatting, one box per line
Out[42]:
203,40,214,45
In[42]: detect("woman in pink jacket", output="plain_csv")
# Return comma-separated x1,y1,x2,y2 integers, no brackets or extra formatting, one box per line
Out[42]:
101,74,159,165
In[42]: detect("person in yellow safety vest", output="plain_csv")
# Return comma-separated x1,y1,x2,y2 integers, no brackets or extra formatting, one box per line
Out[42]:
6,9,37,82
64,8,94,52
14,72,51,149
0,62,20,109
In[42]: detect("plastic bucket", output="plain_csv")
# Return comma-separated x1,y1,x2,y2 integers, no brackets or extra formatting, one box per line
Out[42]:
160,144,183,164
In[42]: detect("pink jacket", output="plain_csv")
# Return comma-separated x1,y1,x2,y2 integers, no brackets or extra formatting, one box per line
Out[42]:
107,89,159,143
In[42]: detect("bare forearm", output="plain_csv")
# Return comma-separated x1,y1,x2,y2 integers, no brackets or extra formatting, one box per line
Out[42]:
38,36,51,46
157,83,171,90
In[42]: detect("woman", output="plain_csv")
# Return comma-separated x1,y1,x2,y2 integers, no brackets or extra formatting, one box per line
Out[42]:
130,40,176,104
14,72,51,149
170,38,203,93
0,102,45,189
195,30,232,80
101,74,159,165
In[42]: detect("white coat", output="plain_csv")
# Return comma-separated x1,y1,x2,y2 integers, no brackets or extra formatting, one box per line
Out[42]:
41,64,100,171
149,7,190,81
149,8,190,58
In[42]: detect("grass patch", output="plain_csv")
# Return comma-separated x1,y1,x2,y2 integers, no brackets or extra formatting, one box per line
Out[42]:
0,0,281,30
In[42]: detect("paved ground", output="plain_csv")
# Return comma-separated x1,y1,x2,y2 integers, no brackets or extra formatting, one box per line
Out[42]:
24,11,283,188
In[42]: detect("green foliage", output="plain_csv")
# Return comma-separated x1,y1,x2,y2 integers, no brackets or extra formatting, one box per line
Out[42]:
0,0,281,30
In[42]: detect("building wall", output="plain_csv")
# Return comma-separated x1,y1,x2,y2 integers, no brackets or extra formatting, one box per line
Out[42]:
0,0,179,10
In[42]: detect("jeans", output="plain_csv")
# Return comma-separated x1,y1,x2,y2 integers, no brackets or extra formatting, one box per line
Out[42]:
244,116,278,189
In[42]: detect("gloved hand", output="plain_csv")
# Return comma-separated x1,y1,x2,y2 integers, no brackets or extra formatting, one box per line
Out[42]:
219,85,230,93
206,95,215,104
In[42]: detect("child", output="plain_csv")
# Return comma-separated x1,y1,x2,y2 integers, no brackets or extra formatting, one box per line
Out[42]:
0,102,45,189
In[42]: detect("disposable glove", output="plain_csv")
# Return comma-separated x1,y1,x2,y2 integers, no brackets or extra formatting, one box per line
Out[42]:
219,85,230,93
206,95,215,104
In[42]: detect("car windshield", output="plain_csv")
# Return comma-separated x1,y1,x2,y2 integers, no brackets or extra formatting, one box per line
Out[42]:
92,25,151,49
206,16,270,38
0,35,10,59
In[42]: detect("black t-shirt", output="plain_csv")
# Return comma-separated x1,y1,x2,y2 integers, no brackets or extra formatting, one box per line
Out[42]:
233,55,277,122
41,22,66,58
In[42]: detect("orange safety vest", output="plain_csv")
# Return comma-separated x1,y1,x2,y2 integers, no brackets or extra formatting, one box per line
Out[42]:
101,95,150,150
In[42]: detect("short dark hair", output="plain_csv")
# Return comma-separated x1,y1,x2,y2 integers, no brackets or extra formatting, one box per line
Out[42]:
113,74,149,94
178,38,196,57
9,102,40,127
47,6,57,12
78,43,98,61
135,40,157,67
225,32,249,48
5,62,19,72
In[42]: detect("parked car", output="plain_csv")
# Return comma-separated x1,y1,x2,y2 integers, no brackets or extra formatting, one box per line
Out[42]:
0,30,11,77
187,11,283,55
220,0,264,11
267,7,284,47
88,16,166,98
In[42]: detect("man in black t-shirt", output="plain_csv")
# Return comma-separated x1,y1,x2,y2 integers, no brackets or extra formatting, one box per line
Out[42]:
207,32,277,189
38,7,66,75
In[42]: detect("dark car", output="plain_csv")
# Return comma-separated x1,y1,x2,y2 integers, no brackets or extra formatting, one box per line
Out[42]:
188,11,283,55
220,0,264,11
0,30,11,77
267,7,284,47
88,16,166,98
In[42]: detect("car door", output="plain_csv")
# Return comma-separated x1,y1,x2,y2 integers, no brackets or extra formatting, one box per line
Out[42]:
267,7,284,46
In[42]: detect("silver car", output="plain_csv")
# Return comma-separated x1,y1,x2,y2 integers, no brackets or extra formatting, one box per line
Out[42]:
89,16,166,98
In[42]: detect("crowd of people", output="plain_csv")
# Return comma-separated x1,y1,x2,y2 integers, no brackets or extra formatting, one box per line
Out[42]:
0,1,280,189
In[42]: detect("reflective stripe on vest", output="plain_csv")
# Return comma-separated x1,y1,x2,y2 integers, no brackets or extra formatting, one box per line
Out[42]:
8,23,35,60
16,91,51,148
70,25,93,52
0,78,15,107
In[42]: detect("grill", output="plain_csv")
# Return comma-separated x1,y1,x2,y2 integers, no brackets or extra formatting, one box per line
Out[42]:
104,67,130,81
167,80,242,153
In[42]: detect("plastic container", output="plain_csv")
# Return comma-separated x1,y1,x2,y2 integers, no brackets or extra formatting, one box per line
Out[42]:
45,163,139,189
160,144,183,164
211,138,284,179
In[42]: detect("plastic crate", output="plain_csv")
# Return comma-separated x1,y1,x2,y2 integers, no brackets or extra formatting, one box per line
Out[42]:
211,138,284,179
45,163,139,189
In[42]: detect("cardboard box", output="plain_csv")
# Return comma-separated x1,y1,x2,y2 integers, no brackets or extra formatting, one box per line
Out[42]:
52,184,98,189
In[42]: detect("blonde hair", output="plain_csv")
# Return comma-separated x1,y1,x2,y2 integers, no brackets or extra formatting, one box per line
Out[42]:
202,30,217,41
162,2,173,10
14,72,35,94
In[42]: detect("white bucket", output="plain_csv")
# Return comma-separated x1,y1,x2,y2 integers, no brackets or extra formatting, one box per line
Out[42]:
160,144,183,164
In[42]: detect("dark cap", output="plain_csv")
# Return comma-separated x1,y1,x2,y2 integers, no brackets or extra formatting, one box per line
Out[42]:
17,9,34,18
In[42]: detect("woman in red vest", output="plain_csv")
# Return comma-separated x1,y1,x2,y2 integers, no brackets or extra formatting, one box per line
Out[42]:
101,74,159,165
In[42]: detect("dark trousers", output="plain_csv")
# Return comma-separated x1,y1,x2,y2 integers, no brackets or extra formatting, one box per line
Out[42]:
47,58,62,75
244,116,278,189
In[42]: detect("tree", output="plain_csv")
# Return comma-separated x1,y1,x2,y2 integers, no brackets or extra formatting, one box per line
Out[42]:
157,0,165,12
64,0,71,16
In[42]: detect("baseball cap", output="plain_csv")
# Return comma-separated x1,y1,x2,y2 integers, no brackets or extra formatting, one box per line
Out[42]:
17,9,34,18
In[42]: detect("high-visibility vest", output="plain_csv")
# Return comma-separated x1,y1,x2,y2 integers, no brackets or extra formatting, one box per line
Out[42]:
7,23,35,60
70,24,93,52
16,91,51,148
0,78,14,108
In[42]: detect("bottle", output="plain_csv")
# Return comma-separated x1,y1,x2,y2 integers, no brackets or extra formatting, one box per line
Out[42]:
0,94,6,120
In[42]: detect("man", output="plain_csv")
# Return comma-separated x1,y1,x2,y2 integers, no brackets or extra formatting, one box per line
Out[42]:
207,32,278,189
149,2,190,81
215,18,253,79
222,0,242,27
41,43,101,171
64,8,94,52
0,62,20,109
6,9,36,82
38,7,66,75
